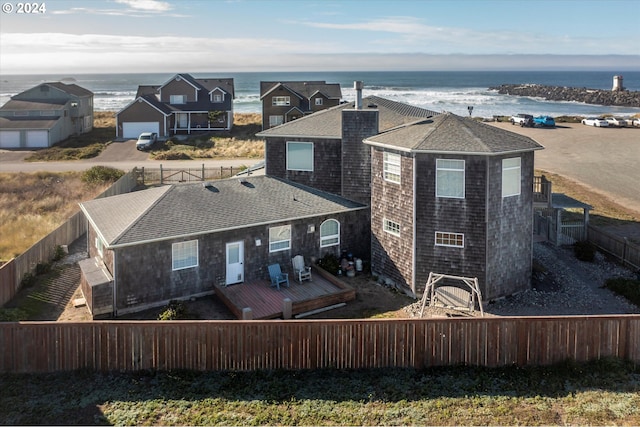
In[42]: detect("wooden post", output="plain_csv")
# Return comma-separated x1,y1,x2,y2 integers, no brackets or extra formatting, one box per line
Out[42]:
201,164,205,181
242,307,253,320
160,164,163,185
283,298,292,319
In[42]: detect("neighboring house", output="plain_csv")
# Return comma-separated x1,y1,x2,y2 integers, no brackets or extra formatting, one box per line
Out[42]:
257,84,544,300
79,176,368,317
115,73,235,139
260,81,342,130
0,82,93,148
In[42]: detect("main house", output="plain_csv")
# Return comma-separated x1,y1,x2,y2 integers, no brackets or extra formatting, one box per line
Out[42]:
116,73,235,139
0,82,93,148
260,80,342,130
79,81,544,317
257,83,543,300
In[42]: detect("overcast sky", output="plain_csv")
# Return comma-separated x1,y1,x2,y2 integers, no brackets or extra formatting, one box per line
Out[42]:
1,0,639,74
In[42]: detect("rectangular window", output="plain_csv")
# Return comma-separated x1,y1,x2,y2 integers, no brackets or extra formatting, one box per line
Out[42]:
383,151,401,183
383,219,400,237
502,157,521,197
269,115,284,127
213,94,222,103
95,237,104,258
272,96,290,106
435,232,464,248
172,240,198,271
286,141,313,171
170,94,186,104
315,98,323,106
269,225,291,252
436,159,465,198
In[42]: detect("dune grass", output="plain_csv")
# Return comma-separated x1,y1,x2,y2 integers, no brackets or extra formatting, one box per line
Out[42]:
0,172,109,262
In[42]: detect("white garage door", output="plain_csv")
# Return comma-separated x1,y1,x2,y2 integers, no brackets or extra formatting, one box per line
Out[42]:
122,122,160,139
0,131,21,148
26,130,48,148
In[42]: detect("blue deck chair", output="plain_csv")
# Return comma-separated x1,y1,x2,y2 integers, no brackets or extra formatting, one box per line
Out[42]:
268,263,289,290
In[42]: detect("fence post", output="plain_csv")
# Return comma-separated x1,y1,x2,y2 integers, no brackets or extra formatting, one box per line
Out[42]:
160,164,163,185
242,307,253,320
283,298,292,319
202,164,205,181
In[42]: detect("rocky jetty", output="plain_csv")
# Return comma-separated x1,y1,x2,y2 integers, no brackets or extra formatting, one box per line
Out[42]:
490,84,640,107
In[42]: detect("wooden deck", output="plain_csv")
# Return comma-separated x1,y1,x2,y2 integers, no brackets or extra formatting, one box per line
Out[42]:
214,267,356,320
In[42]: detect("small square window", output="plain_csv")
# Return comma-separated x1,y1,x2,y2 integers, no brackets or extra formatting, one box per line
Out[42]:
383,218,400,237
269,225,291,252
172,240,198,270
315,98,323,106
287,141,313,171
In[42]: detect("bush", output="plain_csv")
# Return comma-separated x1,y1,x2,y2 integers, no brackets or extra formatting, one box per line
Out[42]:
605,277,640,307
52,245,66,262
317,253,340,275
574,240,596,262
20,272,36,288
35,262,51,275
157,300,188,320
0,308,29,322
81,166,124,185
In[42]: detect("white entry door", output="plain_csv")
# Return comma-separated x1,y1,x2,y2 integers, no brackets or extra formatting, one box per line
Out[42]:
225,241,244,285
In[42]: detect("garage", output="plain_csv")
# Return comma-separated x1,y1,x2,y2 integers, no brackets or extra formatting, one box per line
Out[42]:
26,130,49,148
0,130,21,148
122,122,160,139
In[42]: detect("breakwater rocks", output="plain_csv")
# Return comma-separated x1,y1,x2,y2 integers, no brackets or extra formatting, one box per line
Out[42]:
490,84,640,107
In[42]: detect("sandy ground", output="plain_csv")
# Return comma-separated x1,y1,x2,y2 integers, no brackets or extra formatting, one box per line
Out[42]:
488,122,640,215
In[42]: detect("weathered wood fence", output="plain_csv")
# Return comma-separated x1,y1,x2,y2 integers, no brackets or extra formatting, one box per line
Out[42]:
589,225,640,271
1,315,638,373
136,164,245,185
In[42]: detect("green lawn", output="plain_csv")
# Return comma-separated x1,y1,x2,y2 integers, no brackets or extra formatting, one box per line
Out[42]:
1,358,638,425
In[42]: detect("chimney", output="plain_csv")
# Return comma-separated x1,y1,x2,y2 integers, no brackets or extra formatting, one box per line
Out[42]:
354,81,363,109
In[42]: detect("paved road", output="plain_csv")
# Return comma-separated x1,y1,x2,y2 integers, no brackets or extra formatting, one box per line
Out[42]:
0,139,260,173
1,125,639,214
488,122,640,215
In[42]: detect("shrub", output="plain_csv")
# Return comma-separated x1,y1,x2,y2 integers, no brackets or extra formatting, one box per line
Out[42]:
81,166,124,185
52,245,66,262
605,277,640,307
317,253,340,275
0,308,29,322
35,262,51,275
157,300,188,320
20,272,36,288
574,240,596,262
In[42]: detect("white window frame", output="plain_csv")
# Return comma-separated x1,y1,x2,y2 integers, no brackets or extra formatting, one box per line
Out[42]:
502,157,522,198
383,218,401,237
435,232,464,248
315,98,323,106
172,240,199,271
320,219,340,247
269,115,284,127
269,225,291,253
272,96,290,106
286,141,314,171
170,94,186,104
436,159,465,199
383,151,401,183
95,236,104,258
212,93,222,103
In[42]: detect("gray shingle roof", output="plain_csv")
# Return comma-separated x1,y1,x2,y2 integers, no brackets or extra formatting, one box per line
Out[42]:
0,99,67,111
80,176,366,248
256,95,439,139
364,113,543,154
45,82,93,97
0,116,60,130
260,81,342,100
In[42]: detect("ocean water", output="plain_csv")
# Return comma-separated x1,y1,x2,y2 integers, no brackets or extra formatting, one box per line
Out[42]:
1,71,639,118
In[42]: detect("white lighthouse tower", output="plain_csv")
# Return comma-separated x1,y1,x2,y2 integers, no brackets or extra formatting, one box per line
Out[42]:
612,75,624,91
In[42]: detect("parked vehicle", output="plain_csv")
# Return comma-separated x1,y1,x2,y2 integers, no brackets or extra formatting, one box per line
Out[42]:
631,117,640,128
581,117,609,127
136,132,158,150
603,117,629,127
510,114,534,127
533,116,555,127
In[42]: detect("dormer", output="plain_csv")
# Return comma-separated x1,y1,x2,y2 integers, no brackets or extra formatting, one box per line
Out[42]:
209,87,227,103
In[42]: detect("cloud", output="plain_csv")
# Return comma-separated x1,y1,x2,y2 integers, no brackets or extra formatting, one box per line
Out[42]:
113,0,172,12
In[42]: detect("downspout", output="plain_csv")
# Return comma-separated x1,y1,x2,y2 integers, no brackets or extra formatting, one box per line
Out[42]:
412,154,417,295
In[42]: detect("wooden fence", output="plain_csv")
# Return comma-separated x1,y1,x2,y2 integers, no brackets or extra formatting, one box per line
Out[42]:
589,225,640,271
0,171,138,306
136,165,245,185
1,315,638,373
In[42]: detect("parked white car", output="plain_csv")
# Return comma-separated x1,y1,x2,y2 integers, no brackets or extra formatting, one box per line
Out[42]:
136,132,158,150
581,117,609,127
603,117,629,127
633,117,640,128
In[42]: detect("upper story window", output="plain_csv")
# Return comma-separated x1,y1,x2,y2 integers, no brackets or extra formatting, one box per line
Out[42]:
383,151,401,183
269,225,291,252
286,141,313,171
320,219,340,247
502,157,521,198
95,236,104,258
383,218,401,237
315,98,323,106
70,101,78,108
435,231,464,248
436,159,465,199
172,240,198,271
212,94,222,103
272,96,290,106
269,115,284,127
170,95,186,104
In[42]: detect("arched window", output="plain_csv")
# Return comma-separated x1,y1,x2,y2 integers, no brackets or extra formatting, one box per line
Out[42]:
320,219,340,247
